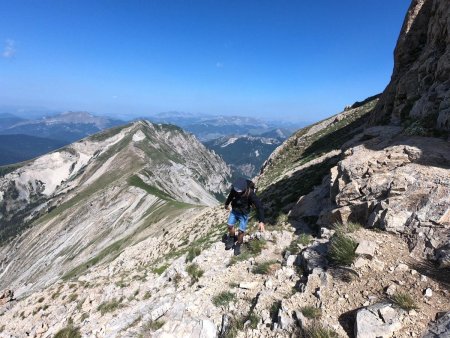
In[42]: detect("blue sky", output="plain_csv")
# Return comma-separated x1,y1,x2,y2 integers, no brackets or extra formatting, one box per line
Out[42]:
0,0,411,122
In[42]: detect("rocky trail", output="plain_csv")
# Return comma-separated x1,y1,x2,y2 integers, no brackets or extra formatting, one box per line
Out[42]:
0,203,448,337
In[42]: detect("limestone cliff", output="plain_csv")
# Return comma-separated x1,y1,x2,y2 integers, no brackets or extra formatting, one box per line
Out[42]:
372,0,450,130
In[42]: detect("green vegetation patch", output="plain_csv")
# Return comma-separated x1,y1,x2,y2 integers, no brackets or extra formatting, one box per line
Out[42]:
212,291,236,307
328,232,358,266
186,263,204,284
300,306,322,319
143,319,166,331
97,298,125,315
128,175,174,201
333,221,361,233
0,163,22,177
54,325,81,338
228,238,267,266
186,246,202,262
287,234,312,255
252,260,278,275
151,264,170,275
303,323,339,338
258,99,377,191
391,292,419,311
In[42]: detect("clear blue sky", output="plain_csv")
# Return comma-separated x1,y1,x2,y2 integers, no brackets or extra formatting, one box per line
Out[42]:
0,0,411,122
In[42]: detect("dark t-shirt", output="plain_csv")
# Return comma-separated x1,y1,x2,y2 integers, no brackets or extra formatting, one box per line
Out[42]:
225,189,265,222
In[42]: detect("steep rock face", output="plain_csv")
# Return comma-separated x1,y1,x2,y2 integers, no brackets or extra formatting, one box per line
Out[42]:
0,121,230,294
373,0,450,130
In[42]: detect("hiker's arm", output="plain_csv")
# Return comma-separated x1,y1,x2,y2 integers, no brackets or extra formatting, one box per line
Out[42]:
224,190,234,209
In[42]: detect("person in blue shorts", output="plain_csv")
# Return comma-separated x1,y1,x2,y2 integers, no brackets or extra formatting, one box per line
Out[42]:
224,178,265,255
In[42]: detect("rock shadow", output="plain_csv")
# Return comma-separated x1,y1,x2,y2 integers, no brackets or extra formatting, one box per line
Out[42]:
407,258,450,290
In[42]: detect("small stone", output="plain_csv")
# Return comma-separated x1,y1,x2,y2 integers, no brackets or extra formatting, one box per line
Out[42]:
409,309,417,316
344,294,349,299
370,259,384,271
386,284,397,296
397,280,406,286
265,279,273,289
389,266,395,272
363,301,370,306
395,263,409,272
424,288,432,297
286,255,297,267
354,257,369,268
410,269,417,275
420,275,428,282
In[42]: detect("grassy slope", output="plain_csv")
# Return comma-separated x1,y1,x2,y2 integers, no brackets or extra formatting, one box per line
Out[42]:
258,99,377,221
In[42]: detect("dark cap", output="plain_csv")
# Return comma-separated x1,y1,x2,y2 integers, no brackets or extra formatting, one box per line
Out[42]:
232,178,247,193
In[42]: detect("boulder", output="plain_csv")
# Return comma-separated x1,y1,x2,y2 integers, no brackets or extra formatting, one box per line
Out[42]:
354,303,402,338
422,312,450,338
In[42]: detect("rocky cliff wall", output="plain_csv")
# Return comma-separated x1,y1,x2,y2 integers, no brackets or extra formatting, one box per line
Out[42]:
372,0,450,130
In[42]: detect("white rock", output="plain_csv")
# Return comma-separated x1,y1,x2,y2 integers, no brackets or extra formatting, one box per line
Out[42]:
354,257,369,268
286,255,297,267
355,240,377,259
265,279,273,289
395,263,409,272
239,282,258,290
424,288,432,297
386,284,397,296
355,303,402,338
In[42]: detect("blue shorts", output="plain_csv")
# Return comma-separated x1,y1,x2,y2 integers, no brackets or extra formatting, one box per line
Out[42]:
227,210,249,232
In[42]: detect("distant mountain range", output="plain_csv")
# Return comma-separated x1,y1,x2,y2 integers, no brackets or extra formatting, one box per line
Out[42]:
145,111,303,141
0,111,124,142
0,110,299,169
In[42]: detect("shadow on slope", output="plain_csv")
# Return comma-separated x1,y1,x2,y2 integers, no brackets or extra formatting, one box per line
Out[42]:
407,259,450,290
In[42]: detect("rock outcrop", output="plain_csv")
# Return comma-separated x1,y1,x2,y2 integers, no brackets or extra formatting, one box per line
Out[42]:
372,0,450,130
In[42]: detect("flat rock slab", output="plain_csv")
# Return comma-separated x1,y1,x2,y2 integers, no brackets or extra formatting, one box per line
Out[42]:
356,240,377,259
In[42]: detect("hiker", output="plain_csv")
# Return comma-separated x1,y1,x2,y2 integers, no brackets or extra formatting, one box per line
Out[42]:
224,178,265,255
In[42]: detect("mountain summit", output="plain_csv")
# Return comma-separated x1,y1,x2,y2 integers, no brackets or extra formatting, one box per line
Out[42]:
0,120,230,294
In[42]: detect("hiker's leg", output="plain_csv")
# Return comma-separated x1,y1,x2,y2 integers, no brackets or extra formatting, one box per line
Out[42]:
226,211,237,250
234,213,248,256
237,213,249,241
237,231,244,244
227,210,237,236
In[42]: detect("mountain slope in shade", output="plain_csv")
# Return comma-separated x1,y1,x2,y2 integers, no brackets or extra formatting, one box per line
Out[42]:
0,134,66,166
204,133,287,179
0,120,230,295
